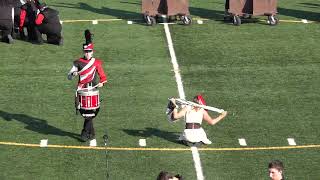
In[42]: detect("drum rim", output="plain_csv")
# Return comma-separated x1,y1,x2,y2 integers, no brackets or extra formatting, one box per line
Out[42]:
80,106,100,110
78,90,99,96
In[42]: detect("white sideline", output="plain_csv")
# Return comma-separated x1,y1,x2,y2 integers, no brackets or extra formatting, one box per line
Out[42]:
163,23,204,180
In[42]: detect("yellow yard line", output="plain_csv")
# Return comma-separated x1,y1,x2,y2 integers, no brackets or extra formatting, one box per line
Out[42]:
194,18,318,24
0,141,319,151
61,19,128,23
279,19,306,23
60,18,318,24
198,144,320,151
279,19,317,23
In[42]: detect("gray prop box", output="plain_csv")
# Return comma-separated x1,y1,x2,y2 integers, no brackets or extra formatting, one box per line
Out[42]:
229,0,277,16
142,0,190,16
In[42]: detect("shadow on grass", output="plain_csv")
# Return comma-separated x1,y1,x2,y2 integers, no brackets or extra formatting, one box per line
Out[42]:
52,2,141,20
191,5,320,23
278,7,320,22
0,110,82,141
52,2,319,23
190,7,225,20
119,1,141,6
53,2,226,22
122,128,180,144
299,2,320,8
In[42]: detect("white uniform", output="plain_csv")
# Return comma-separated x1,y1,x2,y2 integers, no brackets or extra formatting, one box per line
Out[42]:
179,106,212,144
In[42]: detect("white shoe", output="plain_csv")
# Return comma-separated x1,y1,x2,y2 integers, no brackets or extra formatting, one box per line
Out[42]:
202,139,212,145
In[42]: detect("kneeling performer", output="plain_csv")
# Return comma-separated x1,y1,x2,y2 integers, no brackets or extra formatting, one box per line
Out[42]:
34,2,63,45
169,95,227,146
67,30,107,142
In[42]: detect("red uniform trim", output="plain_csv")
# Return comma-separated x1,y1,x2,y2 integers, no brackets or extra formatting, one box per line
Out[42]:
19,9,26,28
77,58,107,87
35,13,45,25
96,60,107,83
80,72,95,85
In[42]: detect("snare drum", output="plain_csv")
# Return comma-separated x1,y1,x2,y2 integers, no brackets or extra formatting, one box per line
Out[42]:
77,89,100,110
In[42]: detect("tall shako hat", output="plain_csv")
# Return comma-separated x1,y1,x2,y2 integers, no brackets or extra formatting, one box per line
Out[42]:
83,43,94,51
83,29,94,51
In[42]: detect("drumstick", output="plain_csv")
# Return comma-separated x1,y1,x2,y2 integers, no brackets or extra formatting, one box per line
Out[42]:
77,84,99,91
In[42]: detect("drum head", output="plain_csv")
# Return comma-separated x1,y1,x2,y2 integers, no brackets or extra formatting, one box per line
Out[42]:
78,89,99,96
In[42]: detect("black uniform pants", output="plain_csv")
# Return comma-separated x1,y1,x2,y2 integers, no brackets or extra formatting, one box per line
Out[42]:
83,117,95,137
0,19,12,41
79,108,100,139
0,6,13,42
225,0,229,10
35,23,62,44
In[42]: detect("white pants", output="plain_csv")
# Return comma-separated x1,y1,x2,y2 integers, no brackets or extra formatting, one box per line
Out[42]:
179,128,212,144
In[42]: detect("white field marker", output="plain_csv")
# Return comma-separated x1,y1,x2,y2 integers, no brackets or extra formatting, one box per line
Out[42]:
197,20,203,24
139,139,146,146
92,20,98,24
191,147,205,180
89,139,97,147
127,21,133,24
159,22,175,25
163,23,203,180
60,20,63,24
238,138,247,146
40,139,48,147
301,19,308,23
287,138,296,146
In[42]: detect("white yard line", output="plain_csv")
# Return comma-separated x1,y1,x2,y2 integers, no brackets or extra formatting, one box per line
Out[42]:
163,23,186,100
163,23,204,180
191,146,205,180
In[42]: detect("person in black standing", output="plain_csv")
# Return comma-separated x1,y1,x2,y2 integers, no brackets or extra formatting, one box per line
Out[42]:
0,0,18,43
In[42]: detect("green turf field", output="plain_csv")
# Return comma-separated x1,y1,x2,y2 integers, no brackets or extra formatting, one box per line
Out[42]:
0,0,319,179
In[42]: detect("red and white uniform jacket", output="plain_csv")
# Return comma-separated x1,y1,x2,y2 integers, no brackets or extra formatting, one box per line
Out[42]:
68,57,107,89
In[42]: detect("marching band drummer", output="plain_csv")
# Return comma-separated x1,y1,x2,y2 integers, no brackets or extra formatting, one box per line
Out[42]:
170,95,227,146
67,37,107,142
